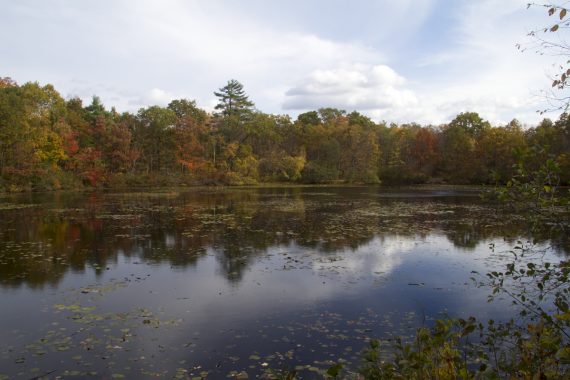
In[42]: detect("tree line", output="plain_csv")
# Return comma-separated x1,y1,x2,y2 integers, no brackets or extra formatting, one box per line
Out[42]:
1,76,569,191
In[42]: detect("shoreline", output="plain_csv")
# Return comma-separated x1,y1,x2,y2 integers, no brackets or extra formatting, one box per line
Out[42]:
0,183,489,198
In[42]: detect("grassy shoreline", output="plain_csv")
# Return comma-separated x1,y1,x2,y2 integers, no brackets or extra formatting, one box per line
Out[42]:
0,182,490,198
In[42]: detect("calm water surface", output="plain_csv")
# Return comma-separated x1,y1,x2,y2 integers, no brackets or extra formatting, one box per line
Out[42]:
0,187,566,379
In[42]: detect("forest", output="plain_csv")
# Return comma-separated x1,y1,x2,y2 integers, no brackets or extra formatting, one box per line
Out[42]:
1,76,569,192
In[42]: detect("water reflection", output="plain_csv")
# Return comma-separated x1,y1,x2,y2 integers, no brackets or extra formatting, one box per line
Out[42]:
1,188,566,379
0,187,565,289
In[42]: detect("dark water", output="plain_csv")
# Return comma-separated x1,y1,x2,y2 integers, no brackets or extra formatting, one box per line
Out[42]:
0,187,565,379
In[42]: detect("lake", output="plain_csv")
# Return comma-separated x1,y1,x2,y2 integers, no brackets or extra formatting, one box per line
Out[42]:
0,187,566,379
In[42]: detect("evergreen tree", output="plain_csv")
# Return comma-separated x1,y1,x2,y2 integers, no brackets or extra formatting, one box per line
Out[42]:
214,79,254,123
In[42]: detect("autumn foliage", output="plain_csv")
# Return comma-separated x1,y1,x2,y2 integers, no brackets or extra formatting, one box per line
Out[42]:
1,78,569,191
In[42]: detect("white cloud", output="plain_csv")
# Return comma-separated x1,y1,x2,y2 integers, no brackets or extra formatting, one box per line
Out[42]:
1,0,387,113
403,0,561,125
314,236,412,277
0,0,562,125
277,0,561,125
136,88,176,107
283,64,418,111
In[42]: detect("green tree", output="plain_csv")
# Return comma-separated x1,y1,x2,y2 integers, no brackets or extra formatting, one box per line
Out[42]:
377,125,421,184
448,111,490,139
214,79,254,132
478,121,526,183
347,111,376,128
439,112,491,183
0,80,69,189
318,107,346,125
167,99,208,124
300,123,341,183
337,124,380,183
295,111,321,127
441,123,477,183
84,96,108,123
134,106,177,173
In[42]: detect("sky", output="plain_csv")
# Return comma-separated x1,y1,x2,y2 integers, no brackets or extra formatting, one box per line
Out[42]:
0,0,565,125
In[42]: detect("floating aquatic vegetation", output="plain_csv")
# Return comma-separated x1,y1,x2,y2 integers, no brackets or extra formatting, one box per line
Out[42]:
0,187,562,379
0,203,39,210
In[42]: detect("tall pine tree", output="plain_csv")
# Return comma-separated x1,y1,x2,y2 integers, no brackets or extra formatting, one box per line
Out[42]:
214,79,253,121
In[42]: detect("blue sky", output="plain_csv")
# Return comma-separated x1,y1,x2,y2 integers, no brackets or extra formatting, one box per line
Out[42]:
0,0,563,125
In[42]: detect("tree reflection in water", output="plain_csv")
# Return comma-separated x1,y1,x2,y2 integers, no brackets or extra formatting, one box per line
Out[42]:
0,187,566,289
